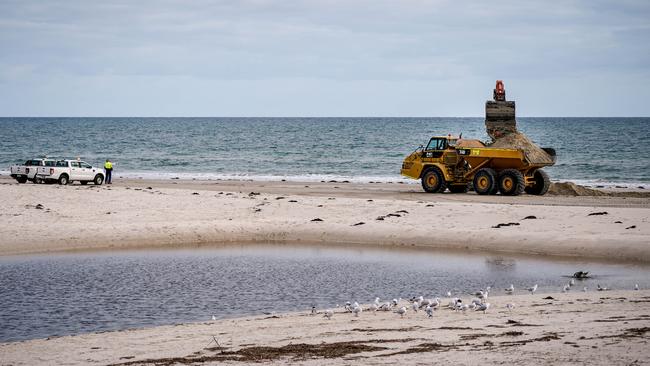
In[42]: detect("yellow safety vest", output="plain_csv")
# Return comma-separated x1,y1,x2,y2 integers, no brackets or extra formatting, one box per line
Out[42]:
104,161,113,169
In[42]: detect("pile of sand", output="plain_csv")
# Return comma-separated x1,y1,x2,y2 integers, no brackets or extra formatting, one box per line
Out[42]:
489,132,555,165
547,182,607,196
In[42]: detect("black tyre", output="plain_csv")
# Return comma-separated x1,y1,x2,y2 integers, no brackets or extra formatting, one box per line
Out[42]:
80,181,88,185
473,168,498,195
33,176,43,184
58,174,69,185
448,184,469,193
525,169,550,195
16,177,28,184
498,169,525,196
421,167,447,193
93,174,104,185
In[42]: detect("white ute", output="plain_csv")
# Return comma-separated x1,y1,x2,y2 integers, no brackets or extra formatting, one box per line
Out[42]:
9,158,56,183
35,159,105,185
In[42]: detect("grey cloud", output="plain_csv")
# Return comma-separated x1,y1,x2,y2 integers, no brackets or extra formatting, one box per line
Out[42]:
0,0,649,116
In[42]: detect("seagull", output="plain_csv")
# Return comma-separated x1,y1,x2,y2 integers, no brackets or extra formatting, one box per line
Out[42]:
344,301,352,312
411,301,419,312
505,284,514,294
352,304,362,317
635,284,639,291
468,302,477,311
597,284,609,291
378,302,392,311
527,284,538,295
370,302,379,314
311,306,317,315
324,309,334,319
583,286,588,292
476,302,490,313
446,291,452,298
459,304,470,313
395,306,407,318
505,303,516,312
569,279,575,287
392,298,400,306
562,284,570,293
425,305,434,317
211,315,217,321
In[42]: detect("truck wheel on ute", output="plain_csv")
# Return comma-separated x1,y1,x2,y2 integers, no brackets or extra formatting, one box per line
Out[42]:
448,184,469,193
80,181,88,185
498,169,525,196
33,176,42,184
17,177,27,184
473,168,497,195
58,174,69,185
421,167,447,193
94,174,104,185
525,169,550,195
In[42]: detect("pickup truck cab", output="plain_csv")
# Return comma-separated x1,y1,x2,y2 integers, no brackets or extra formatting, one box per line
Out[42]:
35,160,105,185
10,159,56,183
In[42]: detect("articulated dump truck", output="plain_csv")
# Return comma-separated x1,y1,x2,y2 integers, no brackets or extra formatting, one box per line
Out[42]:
400,135,556,196
402,80,556,196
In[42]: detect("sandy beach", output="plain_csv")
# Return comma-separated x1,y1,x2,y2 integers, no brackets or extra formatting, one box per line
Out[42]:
1,289,648,365
0,176,648,262
1,176,650,365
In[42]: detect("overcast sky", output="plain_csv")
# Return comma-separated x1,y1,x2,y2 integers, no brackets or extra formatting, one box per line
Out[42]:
1,0,648,117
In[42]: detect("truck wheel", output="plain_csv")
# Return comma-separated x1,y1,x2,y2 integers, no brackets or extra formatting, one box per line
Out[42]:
17,177,27,184
58,174,69,185
421,167,447,193
498,169,525,196
33,176,43,184
525,169,550,195
94,174,104,185
80,181,88,185
448,184,469,193
473,168,497,195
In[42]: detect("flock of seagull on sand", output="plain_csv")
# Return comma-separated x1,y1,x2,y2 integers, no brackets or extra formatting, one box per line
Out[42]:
313,282,641,320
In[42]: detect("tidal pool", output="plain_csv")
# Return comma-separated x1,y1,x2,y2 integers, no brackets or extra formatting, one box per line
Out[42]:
1,244,648,342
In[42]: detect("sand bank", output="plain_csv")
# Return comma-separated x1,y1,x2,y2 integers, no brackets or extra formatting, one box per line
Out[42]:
1,290,648,365
0,177,648,262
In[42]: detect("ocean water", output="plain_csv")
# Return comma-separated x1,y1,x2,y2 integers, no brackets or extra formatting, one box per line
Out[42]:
1,117,649,187
1,245,648,342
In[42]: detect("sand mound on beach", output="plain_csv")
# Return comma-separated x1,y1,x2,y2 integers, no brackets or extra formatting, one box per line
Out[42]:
547,182,650,197
547,182,607,196
489,132,555,165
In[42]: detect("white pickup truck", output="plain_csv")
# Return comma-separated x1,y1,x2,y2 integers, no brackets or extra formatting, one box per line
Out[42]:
35,160,105,185
9,158,56,183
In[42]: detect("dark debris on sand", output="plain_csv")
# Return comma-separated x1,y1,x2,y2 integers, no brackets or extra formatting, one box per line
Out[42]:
110,340,390,365
588,211,608,216
492,222,520,228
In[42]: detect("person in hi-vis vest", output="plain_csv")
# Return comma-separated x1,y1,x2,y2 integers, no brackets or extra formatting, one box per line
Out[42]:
104,159,113,184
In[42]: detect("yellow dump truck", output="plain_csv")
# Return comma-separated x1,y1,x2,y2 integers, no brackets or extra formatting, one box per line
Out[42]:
400,135,556,195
